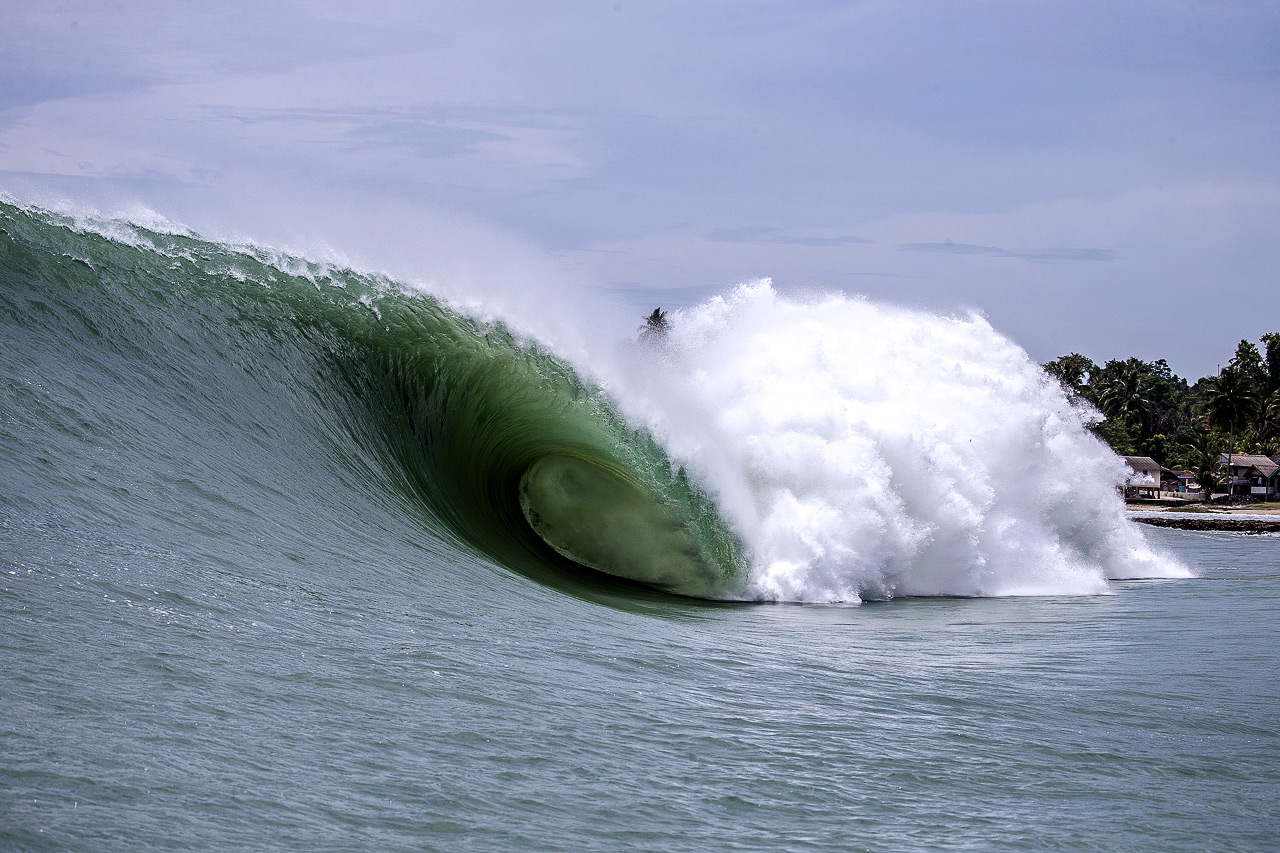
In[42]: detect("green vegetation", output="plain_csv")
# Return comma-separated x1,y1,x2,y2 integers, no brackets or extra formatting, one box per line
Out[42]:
1042,333,1280,471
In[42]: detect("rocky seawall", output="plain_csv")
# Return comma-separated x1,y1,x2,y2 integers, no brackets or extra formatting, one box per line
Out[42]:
1133,516,1280,533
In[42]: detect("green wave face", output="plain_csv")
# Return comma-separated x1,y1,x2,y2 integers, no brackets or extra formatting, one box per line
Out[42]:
0,202,746,600
520,455,726,598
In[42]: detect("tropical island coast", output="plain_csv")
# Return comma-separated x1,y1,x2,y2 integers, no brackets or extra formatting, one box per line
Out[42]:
1042,333,1280,532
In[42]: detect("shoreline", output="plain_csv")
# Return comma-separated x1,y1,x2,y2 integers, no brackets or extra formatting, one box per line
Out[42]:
1127,506,1280,533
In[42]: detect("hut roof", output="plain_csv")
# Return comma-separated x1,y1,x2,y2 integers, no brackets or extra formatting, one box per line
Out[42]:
1122,456,1161,474
1217,454,1279,477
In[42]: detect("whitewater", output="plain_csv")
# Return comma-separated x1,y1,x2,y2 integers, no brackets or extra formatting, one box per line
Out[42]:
604,282,1188,601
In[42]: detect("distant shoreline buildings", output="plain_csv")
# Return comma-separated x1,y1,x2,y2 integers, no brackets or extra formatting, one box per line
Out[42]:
1121,453,1280,502
1043,333,1279,504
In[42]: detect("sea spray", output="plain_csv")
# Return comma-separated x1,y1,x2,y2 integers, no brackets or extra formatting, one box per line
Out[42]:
602,280,1190,602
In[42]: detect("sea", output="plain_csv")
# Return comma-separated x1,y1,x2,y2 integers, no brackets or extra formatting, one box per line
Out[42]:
2,201,1277,851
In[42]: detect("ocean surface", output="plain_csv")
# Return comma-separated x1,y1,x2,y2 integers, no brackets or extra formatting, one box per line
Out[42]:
3,202,1277,850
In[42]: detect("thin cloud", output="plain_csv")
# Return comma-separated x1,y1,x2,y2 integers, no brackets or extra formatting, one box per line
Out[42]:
1016,247,1117,262
838,270,922,278
706,225,871,247
214,106,509,159
902,241,1116,262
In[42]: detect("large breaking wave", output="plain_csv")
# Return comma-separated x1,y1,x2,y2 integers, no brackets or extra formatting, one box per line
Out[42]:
0,200,1187,603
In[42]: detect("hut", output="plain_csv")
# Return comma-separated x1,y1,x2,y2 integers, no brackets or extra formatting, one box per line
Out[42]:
1121,456,1163,499
1216,454,1280,498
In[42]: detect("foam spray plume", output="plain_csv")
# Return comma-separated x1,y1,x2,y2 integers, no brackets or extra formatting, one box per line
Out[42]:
606,281,1189,602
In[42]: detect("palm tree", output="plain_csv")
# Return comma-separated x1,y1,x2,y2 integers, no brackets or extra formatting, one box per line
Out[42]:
1096,362,1153,433
1266,389,1280,433
1202,368,1260,495
1186,448,1223,500
1043,353,1095,395
638,308,669,344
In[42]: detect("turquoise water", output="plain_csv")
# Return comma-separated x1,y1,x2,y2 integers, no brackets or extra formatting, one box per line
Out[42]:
3,203,1278,850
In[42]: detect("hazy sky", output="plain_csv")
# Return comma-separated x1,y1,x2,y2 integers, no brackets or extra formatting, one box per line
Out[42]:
2,1,1277,378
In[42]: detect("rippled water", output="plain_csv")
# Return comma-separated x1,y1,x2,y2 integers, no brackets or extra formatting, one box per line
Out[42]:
4,525,1278,851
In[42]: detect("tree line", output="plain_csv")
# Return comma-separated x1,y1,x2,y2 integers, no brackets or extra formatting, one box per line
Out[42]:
1042,334,1280,494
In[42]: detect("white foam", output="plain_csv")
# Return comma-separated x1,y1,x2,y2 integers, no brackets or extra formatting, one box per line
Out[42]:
602,280,1190,602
